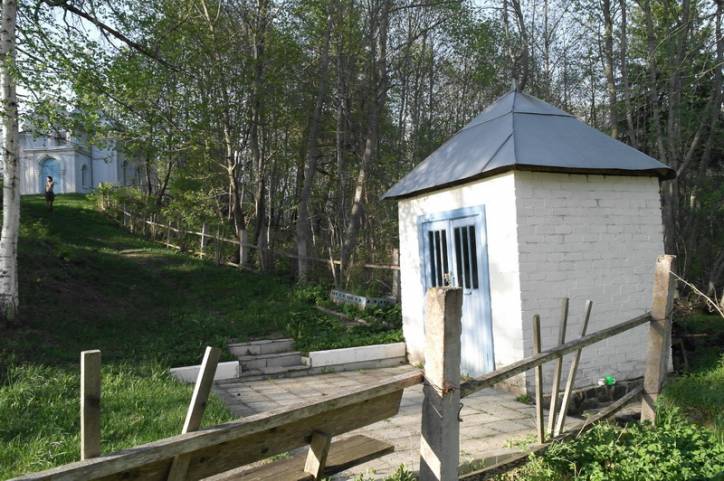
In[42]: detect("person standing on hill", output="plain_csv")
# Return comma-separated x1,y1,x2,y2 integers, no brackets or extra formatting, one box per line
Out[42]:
44,176,55,210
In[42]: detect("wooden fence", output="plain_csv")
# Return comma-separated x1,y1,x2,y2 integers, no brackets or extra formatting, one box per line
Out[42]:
9,256,675,481
109,202,401,299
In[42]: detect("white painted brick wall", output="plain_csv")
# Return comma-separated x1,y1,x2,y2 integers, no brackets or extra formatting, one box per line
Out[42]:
514,172,665,393
397,172,525,370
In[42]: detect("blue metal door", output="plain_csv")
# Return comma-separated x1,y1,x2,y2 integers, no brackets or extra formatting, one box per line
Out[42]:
419,207,494,376
39,158,62,193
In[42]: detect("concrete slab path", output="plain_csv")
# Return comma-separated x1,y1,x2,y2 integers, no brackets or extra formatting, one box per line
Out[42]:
214,365,553,480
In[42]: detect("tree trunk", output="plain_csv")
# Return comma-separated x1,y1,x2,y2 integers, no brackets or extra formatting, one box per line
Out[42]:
510,0,530,91
618,0,637,147
0,0,20,324
340,0,390,284
296,11,333,283
641,0,676,255
602,0,618,138
251,0,269,271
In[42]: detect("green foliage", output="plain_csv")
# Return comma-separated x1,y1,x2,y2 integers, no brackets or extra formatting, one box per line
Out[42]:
286,307,403,354
661,313,724,437
289,286,403,353
515,393,532,404
292,283,330,305
511,408,724,481
662,354,724,441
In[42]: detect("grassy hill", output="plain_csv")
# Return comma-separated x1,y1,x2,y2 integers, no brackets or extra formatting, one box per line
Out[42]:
0,194,400,478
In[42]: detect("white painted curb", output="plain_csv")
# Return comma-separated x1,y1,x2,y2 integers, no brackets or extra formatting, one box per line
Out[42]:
169,361,240,383
308,342,406,368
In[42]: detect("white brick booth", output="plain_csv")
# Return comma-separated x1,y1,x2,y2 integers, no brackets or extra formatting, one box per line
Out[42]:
384,90,675,394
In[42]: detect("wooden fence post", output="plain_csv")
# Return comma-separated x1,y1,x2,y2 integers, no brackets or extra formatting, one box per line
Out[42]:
215,226,222,264
200,223,208,259
641,255,676,423
419,287,462,481
80,350,101,460
392,248,401,302
532,315,545,443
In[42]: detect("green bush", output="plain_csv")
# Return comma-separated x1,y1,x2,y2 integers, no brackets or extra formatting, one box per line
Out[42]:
511,407,724,481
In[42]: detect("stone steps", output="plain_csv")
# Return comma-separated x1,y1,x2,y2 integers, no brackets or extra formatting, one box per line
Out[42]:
237,351,305,371
228,338,295,357
229,338,310,380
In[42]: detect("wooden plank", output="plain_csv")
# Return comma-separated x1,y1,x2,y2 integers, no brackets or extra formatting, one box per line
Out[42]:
166,347,221,481
204,435,394,481
81,350,102,460
183,390,402,481
182,347,221,433
532,315,544,444
554,300,593,436
8,371,420,481
303,431,332,479
460,312,651,398
641,255,676,422
547,298,568,436
460,386,643,480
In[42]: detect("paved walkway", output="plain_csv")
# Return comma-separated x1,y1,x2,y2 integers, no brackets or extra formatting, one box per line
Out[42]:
213,365,547,479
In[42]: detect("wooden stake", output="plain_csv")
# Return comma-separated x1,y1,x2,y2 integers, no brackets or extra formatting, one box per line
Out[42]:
554,300,593,436
80,350,101,460
166,346,221,481
419,287,462,481
304,431,332,479
532,315,545,444
547,298,569,436
641,255,676,423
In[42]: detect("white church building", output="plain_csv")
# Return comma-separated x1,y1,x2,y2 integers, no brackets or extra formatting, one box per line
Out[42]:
18,128,141,195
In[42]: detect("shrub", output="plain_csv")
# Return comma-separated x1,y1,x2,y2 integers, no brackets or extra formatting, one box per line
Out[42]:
509,407,724,481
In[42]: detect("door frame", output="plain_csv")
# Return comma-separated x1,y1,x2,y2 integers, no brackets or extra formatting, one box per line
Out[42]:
416,205,495,372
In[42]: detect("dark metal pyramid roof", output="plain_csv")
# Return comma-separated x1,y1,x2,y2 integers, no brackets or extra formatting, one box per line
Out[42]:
383,90,675,199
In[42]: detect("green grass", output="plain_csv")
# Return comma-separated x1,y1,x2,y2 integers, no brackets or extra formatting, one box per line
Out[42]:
661,313,724,438
0,194,400,479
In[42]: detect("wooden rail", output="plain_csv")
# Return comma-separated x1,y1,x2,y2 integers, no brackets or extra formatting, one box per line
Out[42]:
459,312,652,398
119,208,400,271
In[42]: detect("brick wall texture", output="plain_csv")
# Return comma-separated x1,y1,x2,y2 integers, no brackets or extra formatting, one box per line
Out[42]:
514,172,665,393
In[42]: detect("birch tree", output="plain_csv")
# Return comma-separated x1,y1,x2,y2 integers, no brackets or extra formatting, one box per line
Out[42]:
0,0,19,325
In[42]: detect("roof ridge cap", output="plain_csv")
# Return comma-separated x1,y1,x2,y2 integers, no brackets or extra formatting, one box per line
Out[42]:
479,132,514,173
458,111,512,133
512,103,520,165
